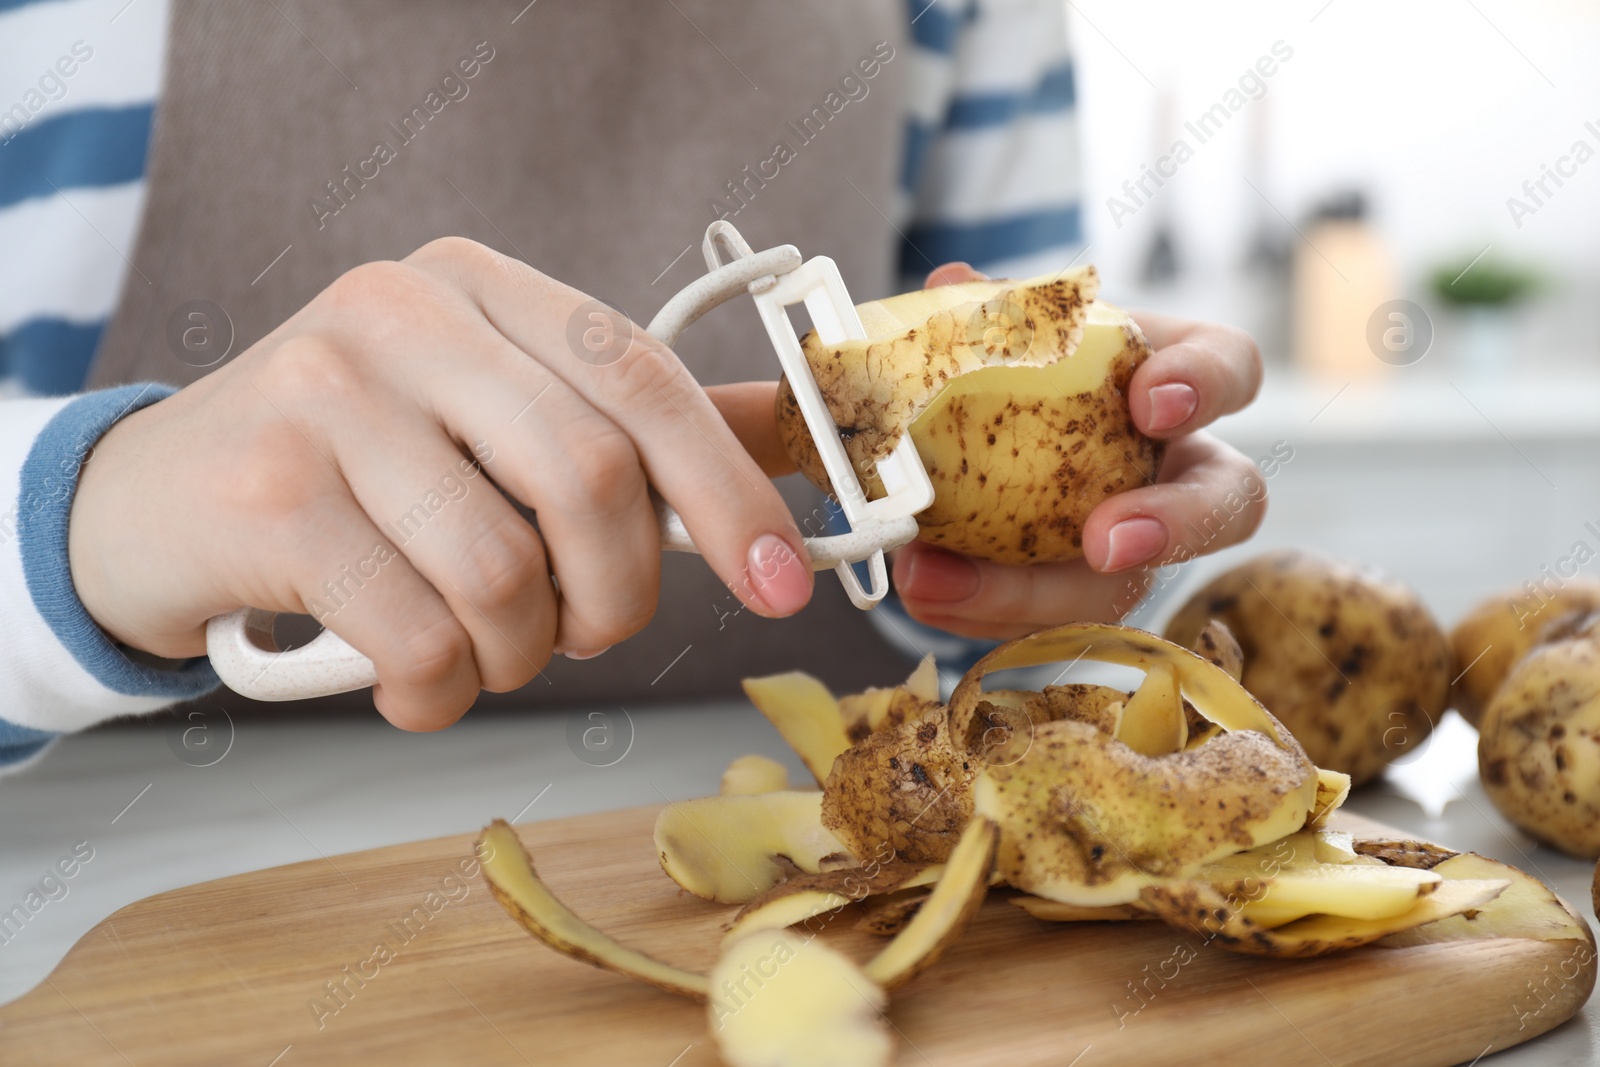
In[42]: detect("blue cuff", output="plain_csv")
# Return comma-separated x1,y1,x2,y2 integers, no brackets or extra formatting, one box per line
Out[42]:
17,384,222,700
0,721,57,765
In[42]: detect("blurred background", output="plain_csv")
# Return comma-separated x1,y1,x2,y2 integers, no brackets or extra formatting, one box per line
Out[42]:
1064,0,1600,627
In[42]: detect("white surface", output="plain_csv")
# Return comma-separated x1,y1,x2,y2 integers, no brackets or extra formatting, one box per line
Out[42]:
0,704,1594,1064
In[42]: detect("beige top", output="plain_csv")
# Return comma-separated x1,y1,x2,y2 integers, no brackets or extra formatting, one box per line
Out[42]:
90,1,916,709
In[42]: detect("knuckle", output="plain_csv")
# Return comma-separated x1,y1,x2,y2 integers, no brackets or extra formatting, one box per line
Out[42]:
578,588,659,649
322,259,428,314
549,428,646,518
455,518,548,614
412,235,497,270
602,333,683,403
388,615,472,691
261,335,363,403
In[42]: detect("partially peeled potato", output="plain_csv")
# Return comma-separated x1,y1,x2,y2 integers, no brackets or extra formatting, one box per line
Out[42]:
776,268,1162,564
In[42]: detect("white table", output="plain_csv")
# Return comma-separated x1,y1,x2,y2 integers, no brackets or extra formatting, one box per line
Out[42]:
0,704,1594,1064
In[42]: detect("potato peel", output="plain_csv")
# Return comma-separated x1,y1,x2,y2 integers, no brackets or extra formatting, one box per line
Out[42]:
721,754,790,796
725,863,941,944
864,817,998,989
655,793,851,904
1139,876,1509,958
477,820,708,1000
1378,852,1595,946
710,931,893,1067
1012,896,1154,922
742,673,851,786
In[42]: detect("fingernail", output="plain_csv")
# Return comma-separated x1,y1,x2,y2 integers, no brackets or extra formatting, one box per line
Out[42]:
1146,382,1198,433
902,547,981,602
561,647,611,661
1101,518,1168,572
746,534,812,616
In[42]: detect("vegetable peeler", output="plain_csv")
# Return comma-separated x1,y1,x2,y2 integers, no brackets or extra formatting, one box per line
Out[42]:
206,221,935,701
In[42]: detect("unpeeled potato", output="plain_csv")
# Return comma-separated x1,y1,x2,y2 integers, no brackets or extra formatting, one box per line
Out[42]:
1164,550,1450,786
1450,578,1600,728
1479,614,1600,858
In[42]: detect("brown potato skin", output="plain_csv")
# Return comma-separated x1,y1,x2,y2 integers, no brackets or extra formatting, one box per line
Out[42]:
1164,550,1450,786
822,714,977,865
1479,619,1600,859
776,317,1163,566
1450,579,1600,728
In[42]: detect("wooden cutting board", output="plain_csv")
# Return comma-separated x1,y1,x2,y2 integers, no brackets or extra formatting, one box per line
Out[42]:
1,804,1591,1067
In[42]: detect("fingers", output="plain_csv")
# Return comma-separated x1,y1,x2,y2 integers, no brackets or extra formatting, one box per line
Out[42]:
431,352,665,657
706,382,796,478
281,491,482,732
412,239,813,618
924,262,988,288
1081,433,1268,574
1126,311,1263,438
326,405,560,693
892,540,1145,640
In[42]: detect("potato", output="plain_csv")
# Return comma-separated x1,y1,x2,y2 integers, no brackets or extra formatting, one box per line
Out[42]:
1478,616,1600,857
1165,550,1451,786
1450,578,1600,727
776,269,1163,564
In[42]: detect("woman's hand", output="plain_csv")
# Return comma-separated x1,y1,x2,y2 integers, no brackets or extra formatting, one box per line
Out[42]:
888,263,1269,640
69,238,814,730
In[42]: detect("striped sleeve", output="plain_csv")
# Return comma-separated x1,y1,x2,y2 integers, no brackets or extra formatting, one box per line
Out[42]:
0,0,168,397
897,0,1084,289
857,1,1091,670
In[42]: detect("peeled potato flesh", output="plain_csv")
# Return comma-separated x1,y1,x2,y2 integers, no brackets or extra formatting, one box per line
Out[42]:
655,793,852,904
777,270,1163,565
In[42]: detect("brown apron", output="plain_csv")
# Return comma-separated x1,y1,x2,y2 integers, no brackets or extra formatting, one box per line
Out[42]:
89,1,917,711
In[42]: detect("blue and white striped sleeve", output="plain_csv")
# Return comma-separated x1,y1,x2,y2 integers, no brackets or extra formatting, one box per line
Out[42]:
0,386,220,773
0,0,167,396
855,1,1088,674
897,0,1084,289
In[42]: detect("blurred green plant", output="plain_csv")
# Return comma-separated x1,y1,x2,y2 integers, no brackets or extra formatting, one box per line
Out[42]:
1429,256,1539,307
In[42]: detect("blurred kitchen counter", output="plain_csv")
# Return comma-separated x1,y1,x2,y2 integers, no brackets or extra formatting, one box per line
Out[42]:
0,705,1594,1064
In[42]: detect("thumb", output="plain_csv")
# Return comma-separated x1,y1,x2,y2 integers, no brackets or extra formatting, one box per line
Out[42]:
706,381,797,478
925,262,990,288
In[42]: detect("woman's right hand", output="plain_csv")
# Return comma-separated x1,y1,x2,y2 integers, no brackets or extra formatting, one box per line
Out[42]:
68,237,814,729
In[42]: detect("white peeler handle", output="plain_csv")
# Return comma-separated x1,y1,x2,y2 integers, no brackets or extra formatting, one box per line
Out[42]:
207,509,921,701
206,222,932,701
